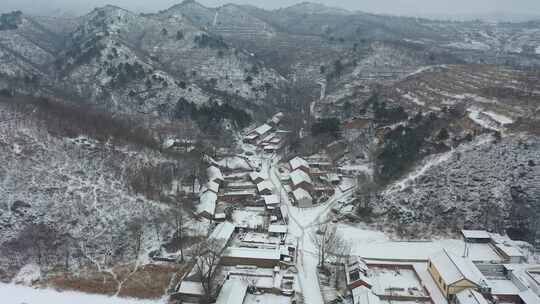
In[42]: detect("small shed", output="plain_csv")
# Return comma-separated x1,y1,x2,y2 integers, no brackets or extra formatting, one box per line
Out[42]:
293,188,313,208
197,191,217,219
249,172,265,184
455,289,489,304
262,195,280,209
352,286,381,304
256,180,274,196
461,230,491,243
493,242,526,264
215,279,248,304
207,166,225,184
345,257,372,290
221,247,281,268
174,281,204,303
290,169,313,192
268,224,288,237
289,157,310,174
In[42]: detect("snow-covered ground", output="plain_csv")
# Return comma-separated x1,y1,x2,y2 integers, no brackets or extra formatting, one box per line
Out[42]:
0,283,164,304
403,93,426,106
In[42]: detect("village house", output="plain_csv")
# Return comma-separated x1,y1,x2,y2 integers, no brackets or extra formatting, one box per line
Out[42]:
269,112,284,126
268,224,288,238
215,278,248,304
221,247,282,268
492,242,526,264
173,281,205,303
345,257,373,290
261,194,280,210
352,286,381,304
256,180,274,195
175,222,235,300
249,171,266,184
219,189,257,203
461,230,492,243
197,191,217,219
289,169,313,192
226,180,256,191
292,188,313,208
207,165,225,185
289,156,311,174
204,180,220,193
454,289,490,304
245,124,273,144
428,249,490,300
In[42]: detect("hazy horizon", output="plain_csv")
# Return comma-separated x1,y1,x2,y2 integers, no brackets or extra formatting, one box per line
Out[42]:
1,0,540,21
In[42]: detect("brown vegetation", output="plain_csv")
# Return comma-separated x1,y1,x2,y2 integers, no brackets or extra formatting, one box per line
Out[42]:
48,263,186,299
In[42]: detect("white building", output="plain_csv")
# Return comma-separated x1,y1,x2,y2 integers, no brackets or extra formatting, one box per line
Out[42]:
293,188,313,208
455,289,489,304
290,169,313,191
215,279,248,304
256,180,274,195
352,286,381,304
197,191,217,219
289,156,310,173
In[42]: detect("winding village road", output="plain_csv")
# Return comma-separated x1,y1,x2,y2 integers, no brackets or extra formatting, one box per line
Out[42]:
261,155,355,303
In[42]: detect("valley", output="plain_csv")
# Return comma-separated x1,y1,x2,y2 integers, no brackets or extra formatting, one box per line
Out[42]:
0,1,540,304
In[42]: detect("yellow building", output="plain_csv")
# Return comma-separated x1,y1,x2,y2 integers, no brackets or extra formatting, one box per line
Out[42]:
428,250,490,300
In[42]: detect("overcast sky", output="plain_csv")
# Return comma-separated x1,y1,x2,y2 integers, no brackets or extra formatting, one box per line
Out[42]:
2,0,540,20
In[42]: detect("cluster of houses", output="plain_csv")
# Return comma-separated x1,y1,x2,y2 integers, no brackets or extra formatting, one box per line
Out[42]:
243,112,287,153
280,155,343,208
342,230,540,304
173,217,298,304
178,133,299,303
195,156,283,222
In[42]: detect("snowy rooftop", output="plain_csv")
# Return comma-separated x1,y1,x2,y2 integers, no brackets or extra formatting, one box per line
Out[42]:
455,289,489,304
249,170,269,181
217,157,251,171
429,250,487,286
290,169,312,186
215,279,248,304
205,181,220,193
461,230,491,240
493,242,525,258
292,188,312,201
253,124,272,136
352,286,381,304
262,195,280,206
271,112,284,124
222,190,257,196
256,180,274,192
223,247,281,260
207,166,224,182
197,191,217,216
232,208,265,229
519,289,540,304
178,281,205,296
268,224,287,234
208,222,235,246
289,156,309,170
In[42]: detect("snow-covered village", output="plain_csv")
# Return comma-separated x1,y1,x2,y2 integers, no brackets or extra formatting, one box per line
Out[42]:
1,0,540,304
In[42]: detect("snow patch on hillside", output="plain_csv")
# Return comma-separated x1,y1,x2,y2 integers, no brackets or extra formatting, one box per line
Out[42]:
403,93,426,106
12,264,41,286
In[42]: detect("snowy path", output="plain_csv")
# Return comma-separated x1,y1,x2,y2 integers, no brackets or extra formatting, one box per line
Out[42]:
267,157,353,304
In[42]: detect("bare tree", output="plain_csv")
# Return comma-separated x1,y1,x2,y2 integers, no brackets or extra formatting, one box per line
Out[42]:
193,238,226,303
311,224,349,270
